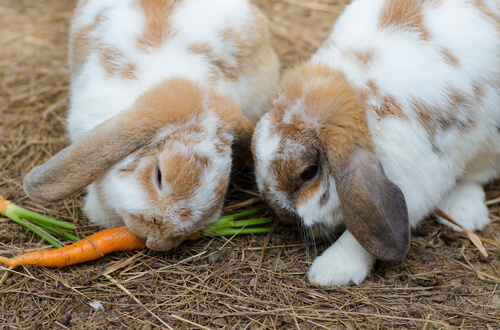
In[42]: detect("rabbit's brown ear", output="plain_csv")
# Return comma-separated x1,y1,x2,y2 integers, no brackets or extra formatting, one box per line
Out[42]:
23,109,159,202
333,147,410,261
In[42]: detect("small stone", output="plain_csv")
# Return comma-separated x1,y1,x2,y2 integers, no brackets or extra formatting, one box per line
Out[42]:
60,314,72,326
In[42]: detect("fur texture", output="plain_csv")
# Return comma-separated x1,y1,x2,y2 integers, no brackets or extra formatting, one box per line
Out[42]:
24,0,279,251
252,0,500,286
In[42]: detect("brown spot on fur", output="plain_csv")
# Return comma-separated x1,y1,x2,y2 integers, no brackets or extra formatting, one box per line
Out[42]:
440,48,459,67
135,0,178,51
121,63,138,80
377,95,407,119
70,11,107,75
352,49,375,68
378,0,439,40
474,0,500,31
187,42,222,83
98,46,138,79
412,86,476,139
472,83,484,103
295,179,321,208
362,80,408,120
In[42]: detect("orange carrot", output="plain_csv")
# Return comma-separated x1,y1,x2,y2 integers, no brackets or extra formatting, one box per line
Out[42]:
0,209,270,269
0,225,145,268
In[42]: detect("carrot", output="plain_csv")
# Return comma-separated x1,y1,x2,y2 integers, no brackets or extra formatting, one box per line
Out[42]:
0,209,271,269
0,225,145,268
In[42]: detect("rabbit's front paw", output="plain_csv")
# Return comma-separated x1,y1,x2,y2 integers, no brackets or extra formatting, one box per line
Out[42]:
438,182,490,232
308,231,375,286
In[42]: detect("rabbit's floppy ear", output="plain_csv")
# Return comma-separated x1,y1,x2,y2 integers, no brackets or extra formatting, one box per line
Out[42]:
24,78,208,202
333,147,410,261
23,109,159,202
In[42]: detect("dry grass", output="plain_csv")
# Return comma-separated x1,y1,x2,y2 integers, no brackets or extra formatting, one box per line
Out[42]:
1,0,499,328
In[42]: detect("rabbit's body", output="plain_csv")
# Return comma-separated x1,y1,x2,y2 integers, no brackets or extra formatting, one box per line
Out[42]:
252,0,500,286
24,0,279,251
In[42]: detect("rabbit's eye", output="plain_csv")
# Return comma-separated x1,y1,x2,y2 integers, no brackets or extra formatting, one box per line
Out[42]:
155,166,162,190
300,165,318,182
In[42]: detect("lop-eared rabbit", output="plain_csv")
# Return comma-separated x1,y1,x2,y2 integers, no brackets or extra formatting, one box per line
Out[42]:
24,0,279,251
252,0,500,285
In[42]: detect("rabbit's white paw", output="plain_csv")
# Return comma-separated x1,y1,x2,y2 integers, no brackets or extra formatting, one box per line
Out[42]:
308,230,375,286
437,182,490,232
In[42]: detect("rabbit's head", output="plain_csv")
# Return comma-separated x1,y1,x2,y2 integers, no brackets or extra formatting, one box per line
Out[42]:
252,64,410,261
24,78,252,250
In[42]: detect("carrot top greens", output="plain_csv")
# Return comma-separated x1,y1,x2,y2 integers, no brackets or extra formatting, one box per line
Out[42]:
0,196,271,249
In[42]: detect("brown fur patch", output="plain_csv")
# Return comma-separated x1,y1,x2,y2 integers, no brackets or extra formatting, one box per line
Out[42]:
378,0,439,40
135,0,178,51
70,11,106,75
412,86,476,139
352,49,375,68
187,42,222,82
98,46,138,80
295,179,321,208
472,83,485,103
363,79,408,120
440,48,459,67
378,95,407,119
162,153,204,202
474,0,500,31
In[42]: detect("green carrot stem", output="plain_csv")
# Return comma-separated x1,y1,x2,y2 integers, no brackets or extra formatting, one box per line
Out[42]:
208,217,271,230
6,204,76,230
205,227,272,236
217,209,260,222
24,218,64,236
27,218,79,242
52,228,79,242
4,211,63,248
232,218,271,227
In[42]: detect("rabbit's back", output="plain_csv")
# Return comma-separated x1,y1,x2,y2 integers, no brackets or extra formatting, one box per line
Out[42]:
309,0,500,223
68,0,274,142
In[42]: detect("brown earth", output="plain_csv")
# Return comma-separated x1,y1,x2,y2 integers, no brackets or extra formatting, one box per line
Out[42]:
1,0,499,328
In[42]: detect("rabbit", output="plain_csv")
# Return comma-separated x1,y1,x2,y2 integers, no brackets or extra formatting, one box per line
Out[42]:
23,0,279,251
252,0,500,286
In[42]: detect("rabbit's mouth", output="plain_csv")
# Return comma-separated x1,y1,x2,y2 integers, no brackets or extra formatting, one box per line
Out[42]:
120,213,185,251
144,234,186,251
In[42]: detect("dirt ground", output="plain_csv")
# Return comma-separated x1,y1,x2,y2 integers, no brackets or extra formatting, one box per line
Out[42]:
1,0,499,328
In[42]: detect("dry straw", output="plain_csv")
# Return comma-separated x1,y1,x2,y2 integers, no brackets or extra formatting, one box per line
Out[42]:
1,0,499,328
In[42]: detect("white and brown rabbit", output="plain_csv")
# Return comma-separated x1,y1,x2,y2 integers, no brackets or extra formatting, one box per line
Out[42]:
252,0,500,286
23,0,279,251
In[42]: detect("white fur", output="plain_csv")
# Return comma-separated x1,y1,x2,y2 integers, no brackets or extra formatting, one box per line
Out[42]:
296,177,342,228
308,230,375,286
254,0,500,286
